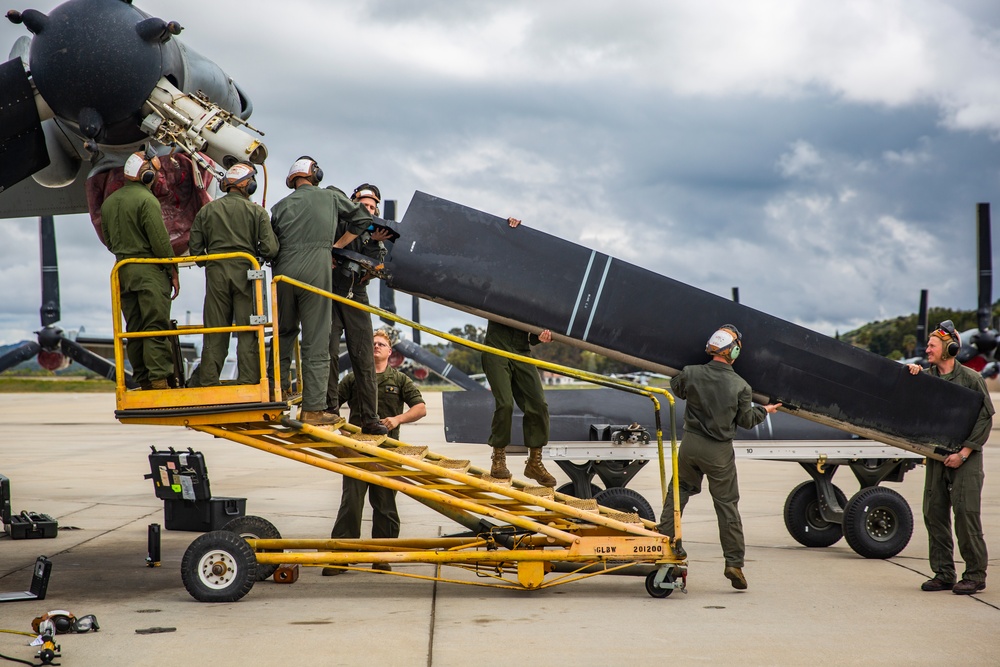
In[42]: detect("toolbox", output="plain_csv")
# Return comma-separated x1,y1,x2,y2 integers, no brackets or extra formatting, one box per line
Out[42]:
7,511,59,539
0,474,10,526
145,448,246,532
163,497,246,532
1,474,59,540
146,446,212,501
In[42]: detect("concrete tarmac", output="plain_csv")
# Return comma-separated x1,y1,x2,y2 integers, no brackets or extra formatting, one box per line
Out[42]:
0,392,998,666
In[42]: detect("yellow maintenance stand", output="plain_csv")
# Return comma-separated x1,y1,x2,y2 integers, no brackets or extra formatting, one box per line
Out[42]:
110,254,687,602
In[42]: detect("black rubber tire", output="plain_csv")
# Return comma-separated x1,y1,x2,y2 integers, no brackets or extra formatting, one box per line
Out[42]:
555,482,603,499
594,487,656,522
223,515,282,581
842,486,913,559
181,531,257,602
783,481,847,548
645,568,674,598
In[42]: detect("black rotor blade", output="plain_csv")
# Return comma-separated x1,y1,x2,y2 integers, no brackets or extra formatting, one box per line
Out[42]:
394,338,486,392
412,296,421,345
916,289,928,345
0,58,49,193
39,215,60,326
60,337,137,389
0,340,41,373
376,201,399,326
976,203,992,332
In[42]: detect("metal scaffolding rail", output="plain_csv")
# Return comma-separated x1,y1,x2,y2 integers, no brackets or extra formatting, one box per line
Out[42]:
109,256,687,602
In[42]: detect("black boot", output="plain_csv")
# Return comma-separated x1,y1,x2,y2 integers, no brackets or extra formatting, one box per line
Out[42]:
362,421,389,436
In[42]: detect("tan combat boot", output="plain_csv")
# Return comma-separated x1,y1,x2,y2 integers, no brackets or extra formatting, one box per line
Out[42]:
524,448,556,487
148,378,169,390
490,447,511,479
724,566,748,590
300,410,344,426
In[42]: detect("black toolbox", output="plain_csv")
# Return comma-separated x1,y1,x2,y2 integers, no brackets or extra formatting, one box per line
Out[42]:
7,511,59,539
163,497,246,532
0,474,9,525
1,474,58,540
146,447,212,501
146,448,246,532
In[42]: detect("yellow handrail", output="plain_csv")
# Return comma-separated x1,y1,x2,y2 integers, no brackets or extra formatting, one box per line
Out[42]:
107,255,682,543
110,252,267,395
268,274,682,542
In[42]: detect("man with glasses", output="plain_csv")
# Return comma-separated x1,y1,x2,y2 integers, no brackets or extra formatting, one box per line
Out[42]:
907,320,993,595
324,329,426,575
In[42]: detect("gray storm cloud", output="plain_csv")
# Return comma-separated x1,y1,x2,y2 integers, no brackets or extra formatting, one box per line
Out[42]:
0,0,998,345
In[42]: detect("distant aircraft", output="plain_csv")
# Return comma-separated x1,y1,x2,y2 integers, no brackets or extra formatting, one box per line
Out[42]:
903,203,998,378
0,0,267,378
958,204,998,376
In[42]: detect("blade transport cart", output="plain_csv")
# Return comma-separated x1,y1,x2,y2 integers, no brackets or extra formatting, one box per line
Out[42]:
110,255,687,602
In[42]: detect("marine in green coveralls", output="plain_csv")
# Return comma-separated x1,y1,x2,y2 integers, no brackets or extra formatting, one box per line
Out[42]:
656,324,781,590
99,152,179,390
907,321,993,595
270,157,369,425
323,329,426,575
325,183,392,435
188,163,278,386
482,217,558,487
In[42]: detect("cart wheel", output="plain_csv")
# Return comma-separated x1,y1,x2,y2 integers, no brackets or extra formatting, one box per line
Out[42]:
645,568,675,598
594,487,656,522
842,486,913,559
555,482,603,499
181,531,257,602
783,481,847,548
223,515,282,581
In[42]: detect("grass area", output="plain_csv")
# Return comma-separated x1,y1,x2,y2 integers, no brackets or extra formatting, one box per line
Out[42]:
0,377,659,394
0,376,458,394
0,377,116,393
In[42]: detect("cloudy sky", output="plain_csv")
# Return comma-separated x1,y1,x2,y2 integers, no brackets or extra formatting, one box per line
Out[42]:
2,0,1000,349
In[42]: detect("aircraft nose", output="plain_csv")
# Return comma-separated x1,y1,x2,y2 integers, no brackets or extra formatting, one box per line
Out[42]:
23,0,169,136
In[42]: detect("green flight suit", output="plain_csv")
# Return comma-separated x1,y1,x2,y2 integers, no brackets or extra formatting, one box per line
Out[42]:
188,191,278,386
922,363,993,584
331,366,425,538
656,360,767,568
100,181,175,386
270,185,364,411
481,322,549,449
324,186,378,425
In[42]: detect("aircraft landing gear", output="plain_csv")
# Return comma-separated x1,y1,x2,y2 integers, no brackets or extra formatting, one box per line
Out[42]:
781,458,917,559
783,480,848,548
842,486,913,559
593,487,656,522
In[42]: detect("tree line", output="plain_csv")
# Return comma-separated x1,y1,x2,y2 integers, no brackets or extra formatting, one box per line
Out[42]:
838,302,999,359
